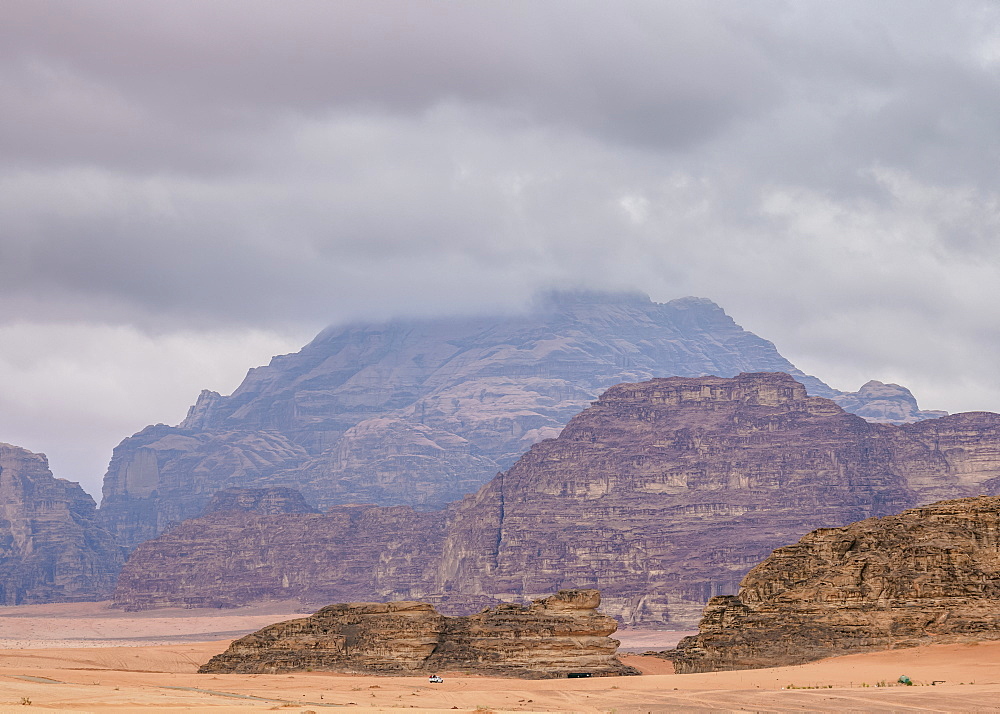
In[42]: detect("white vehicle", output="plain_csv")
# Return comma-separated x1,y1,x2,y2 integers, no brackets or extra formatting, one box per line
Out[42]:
428,675,444,684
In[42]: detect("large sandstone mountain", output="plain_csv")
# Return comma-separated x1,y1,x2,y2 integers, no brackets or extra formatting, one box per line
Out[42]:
670,496,1000,673
114,373,993,626
200,589,637,678
98,292,942,549
0,443,122,604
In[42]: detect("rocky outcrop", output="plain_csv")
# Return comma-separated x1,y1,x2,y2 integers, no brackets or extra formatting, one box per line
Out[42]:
834,380,948,424
0,443,122,604
114,373,988,625
102,291,932,549
669,496,1000,672
198,589,638,678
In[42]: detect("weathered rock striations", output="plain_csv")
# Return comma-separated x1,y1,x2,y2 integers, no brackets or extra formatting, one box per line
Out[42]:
100,426,309,548
201,487,318,516
114,373,993,625
0,443,122,604
114,504,447,611
99,292,938,549
669,496,1000,672
427,372,981,626
198,589,638,678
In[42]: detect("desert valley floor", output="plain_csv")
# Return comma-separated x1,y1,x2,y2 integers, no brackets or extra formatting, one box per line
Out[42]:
0,603,995,712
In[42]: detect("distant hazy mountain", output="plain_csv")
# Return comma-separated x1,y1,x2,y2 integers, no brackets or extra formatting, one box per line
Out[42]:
98,291,943,548
835,379,946,423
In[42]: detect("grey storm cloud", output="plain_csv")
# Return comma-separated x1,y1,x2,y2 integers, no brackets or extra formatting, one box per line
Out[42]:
0,1,993,180
1,1,778,159
1,0,999,493
1,0,997,323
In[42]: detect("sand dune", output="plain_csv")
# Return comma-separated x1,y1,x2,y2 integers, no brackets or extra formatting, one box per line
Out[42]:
0,602,997,711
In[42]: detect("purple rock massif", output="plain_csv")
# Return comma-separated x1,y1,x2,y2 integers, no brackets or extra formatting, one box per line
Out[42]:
0,443,122,604
114,373,996,626
97,292,942,549
115,503,447,611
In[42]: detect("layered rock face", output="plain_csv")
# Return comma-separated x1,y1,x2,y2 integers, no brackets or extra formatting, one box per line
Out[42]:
427,373,981,626
100,291,941,549
199,589,637,678
114,503,446,611
0,443,122,604
100,426,309,549
115,373,991,625
201,487,318,516
670,496,1000,672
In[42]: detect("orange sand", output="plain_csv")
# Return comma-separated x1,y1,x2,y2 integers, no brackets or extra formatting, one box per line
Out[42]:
0,602,996,712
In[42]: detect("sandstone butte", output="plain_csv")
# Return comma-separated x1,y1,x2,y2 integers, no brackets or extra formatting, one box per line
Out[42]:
97,291,943,550
669,496,1000,673
199,589,639,678
0,443,122,604
114,372,1000,627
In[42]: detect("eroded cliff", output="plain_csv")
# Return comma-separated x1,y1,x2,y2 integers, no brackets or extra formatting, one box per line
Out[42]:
114,503,445,611
669,496,1000,672
0,443,122,604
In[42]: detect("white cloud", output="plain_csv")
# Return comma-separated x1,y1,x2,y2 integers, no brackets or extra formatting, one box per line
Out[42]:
0,323,311,495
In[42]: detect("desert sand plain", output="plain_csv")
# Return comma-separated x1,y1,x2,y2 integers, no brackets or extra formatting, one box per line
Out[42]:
0,602,997,712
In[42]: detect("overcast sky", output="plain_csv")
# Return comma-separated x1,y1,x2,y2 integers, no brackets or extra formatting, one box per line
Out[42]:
2,0,999,497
